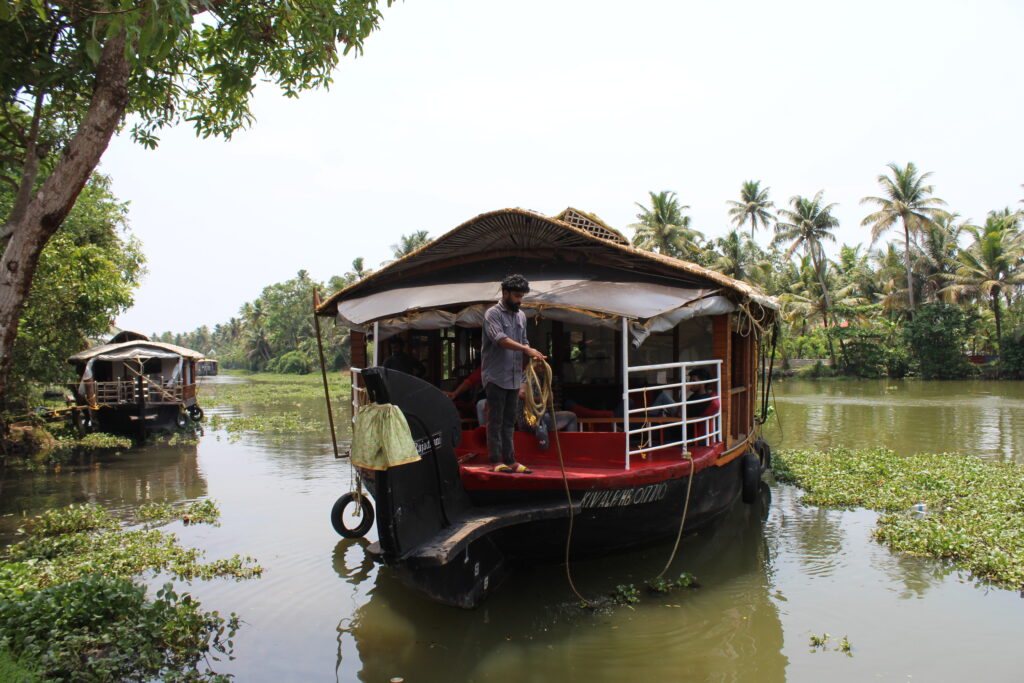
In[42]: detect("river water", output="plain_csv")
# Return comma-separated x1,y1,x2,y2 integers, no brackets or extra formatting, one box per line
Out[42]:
1,377,1022,681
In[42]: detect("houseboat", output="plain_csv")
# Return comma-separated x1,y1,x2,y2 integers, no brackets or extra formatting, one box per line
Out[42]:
197,358,220,376
67,332,205,437
315,207,777,607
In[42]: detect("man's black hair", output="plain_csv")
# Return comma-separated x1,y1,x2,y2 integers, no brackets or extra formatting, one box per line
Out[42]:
501,274,530,293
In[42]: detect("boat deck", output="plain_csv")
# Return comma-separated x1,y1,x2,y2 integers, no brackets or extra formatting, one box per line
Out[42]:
456,427,725,491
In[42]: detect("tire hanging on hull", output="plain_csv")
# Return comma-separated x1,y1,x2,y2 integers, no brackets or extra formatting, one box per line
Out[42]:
331,492,375,539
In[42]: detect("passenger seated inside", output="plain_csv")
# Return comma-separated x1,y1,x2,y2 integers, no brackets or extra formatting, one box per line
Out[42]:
443,364,483,422
382,337,426,377
686,368,720,442
446,364,579,446
516,379,577,450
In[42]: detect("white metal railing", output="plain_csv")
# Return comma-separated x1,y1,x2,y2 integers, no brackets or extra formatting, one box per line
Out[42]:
622,359,723,470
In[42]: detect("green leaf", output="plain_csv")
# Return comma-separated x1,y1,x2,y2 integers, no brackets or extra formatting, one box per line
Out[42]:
85,38,102,64
28,0,48,21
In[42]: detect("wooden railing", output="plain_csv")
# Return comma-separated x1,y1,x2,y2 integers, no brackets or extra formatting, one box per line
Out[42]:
82,378,195,406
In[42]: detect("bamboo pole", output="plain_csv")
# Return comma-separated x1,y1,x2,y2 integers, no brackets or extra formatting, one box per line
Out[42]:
313,289,342,459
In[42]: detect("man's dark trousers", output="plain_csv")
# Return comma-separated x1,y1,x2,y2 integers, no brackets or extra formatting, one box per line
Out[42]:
485,383,517,465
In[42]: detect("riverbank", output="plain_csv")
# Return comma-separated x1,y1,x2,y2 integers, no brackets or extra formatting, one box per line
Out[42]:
773,447,1024,591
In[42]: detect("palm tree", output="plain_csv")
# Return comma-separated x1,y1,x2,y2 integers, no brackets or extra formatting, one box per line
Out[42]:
945,211,1024,351
629,190,704,259
861,162,947,311
774,192,840,308
727,180,775,241
391,230,432,259
710,229,758,281
916,213,964,304
774,192,842,363
330,257,374,291
779,255,862,333
871,243,912,317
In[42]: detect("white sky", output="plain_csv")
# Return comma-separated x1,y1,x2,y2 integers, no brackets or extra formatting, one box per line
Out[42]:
105,0,1024,335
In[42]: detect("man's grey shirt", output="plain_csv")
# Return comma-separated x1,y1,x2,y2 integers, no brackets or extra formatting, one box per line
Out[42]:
482,300,529,391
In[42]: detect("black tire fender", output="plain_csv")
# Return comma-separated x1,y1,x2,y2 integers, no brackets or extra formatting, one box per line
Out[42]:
175,411,189,429
188,405,204,422
741,453,761,504
331,492,374,538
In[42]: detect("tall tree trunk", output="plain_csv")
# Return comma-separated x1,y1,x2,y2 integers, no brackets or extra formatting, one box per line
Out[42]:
810,248,838,367
0,35,130,410
903,216,916,311
992,289,1002,353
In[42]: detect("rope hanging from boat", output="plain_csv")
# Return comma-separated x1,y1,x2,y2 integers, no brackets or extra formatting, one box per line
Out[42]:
653,453,695,580
526,360,600,608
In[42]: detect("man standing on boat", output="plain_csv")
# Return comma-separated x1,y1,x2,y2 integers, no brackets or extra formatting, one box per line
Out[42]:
482,274,546,474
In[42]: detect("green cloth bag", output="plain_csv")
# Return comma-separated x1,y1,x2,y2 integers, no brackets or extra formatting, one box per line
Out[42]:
351,403,421,470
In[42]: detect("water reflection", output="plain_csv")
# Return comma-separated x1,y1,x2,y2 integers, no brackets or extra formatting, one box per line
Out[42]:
0,443,205,541
334,486,788,682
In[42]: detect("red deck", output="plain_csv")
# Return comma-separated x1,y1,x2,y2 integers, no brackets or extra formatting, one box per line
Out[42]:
456,427,725,491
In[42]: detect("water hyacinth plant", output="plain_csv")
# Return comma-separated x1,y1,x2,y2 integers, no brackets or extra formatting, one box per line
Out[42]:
774,447,1024,590
0,502,262,679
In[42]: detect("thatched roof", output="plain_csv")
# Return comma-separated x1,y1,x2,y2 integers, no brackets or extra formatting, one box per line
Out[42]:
317,207,776,319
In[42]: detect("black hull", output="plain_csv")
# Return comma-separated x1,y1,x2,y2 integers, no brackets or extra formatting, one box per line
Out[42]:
90,404,184,436
389,456,746,608
493,455,743,561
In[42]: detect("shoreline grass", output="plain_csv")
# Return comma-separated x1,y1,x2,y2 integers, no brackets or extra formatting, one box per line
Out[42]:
773,447,1024,591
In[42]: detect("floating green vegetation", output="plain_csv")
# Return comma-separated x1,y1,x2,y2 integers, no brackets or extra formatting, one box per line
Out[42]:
0,502,259,680
136,499,221,526
5,503,262,593
645,572,698,594
0,575,237,682
199,372,350,438
208,412,324,437
809,633,829,648
607,572,701,607
67,431,134,451
774,447,1024,591
611,583,641,605
807,633,853,656
0,645,40,682
202,371,350,406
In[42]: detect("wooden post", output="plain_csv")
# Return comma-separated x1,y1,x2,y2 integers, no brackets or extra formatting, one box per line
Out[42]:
136,373,146,442
313,289,341,459
711,314,732,446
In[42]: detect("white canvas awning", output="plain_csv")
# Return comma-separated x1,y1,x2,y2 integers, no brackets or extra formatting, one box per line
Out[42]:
336,278,737,345
338,279,721,325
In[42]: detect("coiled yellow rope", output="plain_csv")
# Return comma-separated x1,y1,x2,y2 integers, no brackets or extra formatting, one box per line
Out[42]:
521,360,552,427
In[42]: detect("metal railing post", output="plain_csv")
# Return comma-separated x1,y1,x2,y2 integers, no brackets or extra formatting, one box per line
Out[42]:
621,317,629,469
372,322,380,366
